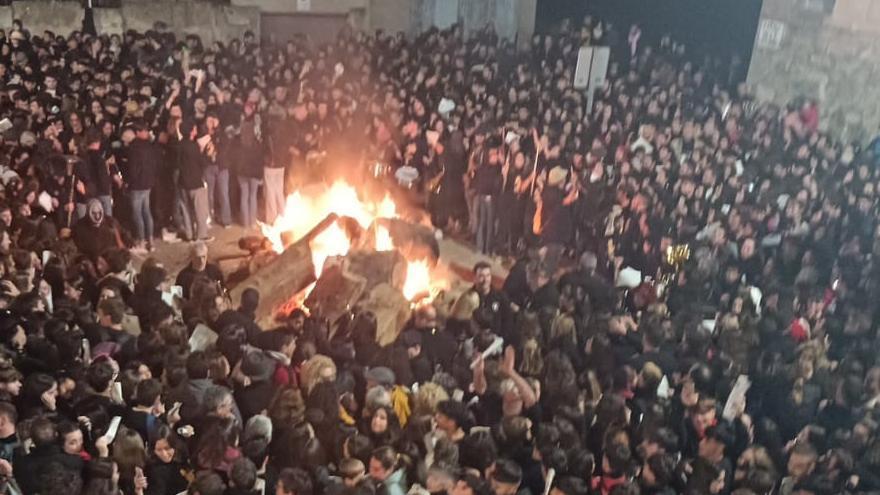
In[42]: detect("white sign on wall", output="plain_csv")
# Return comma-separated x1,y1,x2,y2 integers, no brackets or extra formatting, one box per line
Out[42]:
573,47,593,89
296,0,311,12
573,46,610,113
573,46,610,90
588,47,610,93
756,19,786,50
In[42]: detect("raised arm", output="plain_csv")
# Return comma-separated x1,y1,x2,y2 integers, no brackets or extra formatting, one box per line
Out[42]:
164,82,181,111
472,354,488,396
500,345,538,408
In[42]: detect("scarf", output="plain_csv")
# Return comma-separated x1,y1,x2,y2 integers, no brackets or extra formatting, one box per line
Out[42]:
391,385,411,427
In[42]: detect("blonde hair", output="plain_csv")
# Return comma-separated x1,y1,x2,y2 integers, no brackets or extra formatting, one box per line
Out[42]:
720,314,739,333
549,313,577,345
499,378,517,396
796,340,830,372
518,312,544,377
300,354,337,395
450,290,479,321
640,362,663,389
519,338,543,378
646,303,668,317
412,382,449,417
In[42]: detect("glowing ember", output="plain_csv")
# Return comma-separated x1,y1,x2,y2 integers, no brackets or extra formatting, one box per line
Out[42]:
260,180,439,304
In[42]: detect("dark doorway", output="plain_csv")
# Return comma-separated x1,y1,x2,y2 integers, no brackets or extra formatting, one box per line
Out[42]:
535,0,764,75
260,13,347,45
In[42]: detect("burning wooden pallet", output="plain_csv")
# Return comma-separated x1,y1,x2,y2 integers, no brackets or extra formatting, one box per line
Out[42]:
230,213,439,344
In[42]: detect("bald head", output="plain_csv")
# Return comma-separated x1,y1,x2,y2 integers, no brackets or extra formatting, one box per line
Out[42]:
414,303,438,329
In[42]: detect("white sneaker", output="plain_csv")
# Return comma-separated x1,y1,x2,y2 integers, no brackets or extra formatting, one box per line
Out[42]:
162,230,181,243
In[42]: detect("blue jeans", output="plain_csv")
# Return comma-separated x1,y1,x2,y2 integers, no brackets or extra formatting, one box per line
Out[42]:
475,194,495,254
238,176,261,228
130,189,154,242
205,165,232,226
99,195,113,219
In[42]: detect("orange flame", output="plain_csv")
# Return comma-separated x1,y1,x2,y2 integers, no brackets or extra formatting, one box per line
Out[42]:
375,225,394,252
403,259,432,301
260,180,439,303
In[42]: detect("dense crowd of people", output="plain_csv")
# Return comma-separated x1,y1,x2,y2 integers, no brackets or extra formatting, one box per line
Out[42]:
0,8,877,495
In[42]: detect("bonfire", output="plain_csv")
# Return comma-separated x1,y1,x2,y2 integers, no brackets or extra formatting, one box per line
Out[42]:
232,180,445,344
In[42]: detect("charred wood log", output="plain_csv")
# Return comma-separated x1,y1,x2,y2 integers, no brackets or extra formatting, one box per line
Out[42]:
305,249,406,332
371,218,439,262
230,214,340,326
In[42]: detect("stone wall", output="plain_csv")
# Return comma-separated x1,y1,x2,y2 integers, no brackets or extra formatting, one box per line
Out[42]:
387,0,535,41
232,0,367,15
0,0,259,44
235,0,537,43
368,0,413,33
747,0,880,142
0,0,537,54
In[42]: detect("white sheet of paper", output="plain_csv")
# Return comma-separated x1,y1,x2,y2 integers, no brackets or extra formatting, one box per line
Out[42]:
749,286,762,313
38,191,54,213
81,338,91,364
103,416,122,442
189,323,219,352
656,375,671,399
701,318,717,334
111,382,124,404
470,336,504,369
722,101,732,120
723,375,751,422
543,468,556,495
168,401,182,418
161,290,174,308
